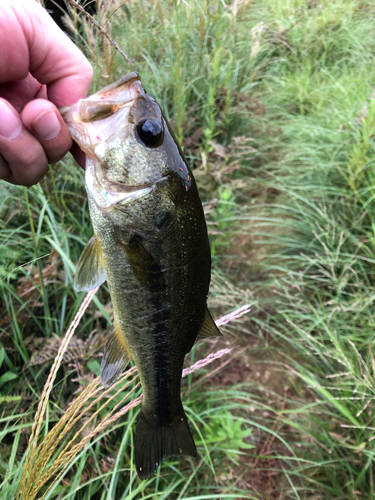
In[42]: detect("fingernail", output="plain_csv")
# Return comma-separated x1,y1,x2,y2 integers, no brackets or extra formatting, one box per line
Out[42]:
0,100,22,139
32,110,61,141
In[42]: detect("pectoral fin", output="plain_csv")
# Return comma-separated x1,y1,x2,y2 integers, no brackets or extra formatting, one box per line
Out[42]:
195,308,222,342
118,236,164,289
74,235,107,292
100,323,132,388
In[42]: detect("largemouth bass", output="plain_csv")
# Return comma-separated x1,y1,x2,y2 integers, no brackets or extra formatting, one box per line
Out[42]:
61,73,221,479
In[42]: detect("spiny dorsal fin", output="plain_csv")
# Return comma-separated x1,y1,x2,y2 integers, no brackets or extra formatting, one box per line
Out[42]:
195,308,222,342
74,235,107,292
100,323,132,388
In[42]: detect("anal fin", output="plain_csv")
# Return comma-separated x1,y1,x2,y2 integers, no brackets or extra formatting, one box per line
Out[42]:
74,235,107,292
195,307,222,343
100,323,132,388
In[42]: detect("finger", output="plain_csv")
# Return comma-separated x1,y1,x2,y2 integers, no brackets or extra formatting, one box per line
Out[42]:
71,142,86,170
0,153,11,179
21,99,72,164
0,99,48,187
1,1,93,106
0,74,47,112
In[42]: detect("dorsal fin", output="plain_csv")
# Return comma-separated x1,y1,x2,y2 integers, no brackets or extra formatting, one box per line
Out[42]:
74,235,107,292
195,308,222,342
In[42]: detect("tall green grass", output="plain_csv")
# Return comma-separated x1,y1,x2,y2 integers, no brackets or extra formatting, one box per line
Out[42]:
2,0,375,498
236,0,375,497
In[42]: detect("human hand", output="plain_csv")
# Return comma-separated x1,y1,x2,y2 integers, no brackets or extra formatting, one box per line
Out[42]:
0,0,93,187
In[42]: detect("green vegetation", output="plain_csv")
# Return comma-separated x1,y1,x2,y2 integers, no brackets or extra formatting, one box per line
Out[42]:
2,0,375,497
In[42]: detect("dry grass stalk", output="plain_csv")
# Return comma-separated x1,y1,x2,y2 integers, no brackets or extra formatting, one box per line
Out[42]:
18,287,99,498
17,296,251,499
215,304,251,327
66,0,132,63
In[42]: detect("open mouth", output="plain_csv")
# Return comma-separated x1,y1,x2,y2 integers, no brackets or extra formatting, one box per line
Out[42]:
60,72,143,156
60,73,157,215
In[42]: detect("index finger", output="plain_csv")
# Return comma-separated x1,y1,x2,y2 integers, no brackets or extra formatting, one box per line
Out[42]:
0,0,93,106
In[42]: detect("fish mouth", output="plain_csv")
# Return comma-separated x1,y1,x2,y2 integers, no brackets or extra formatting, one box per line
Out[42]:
60,72,143,157
61,73,156,215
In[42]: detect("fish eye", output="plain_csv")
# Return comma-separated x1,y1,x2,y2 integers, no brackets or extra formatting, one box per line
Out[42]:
136,119,163,148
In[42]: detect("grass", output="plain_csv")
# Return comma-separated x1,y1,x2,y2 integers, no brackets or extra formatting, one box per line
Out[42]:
14,286,242,500
2,0,375,498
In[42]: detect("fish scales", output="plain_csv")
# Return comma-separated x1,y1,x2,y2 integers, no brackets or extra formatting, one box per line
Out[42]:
61,73,221,479
89,182,209,412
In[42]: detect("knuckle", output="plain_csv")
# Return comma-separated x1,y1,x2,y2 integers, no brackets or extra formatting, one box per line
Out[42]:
0,139,49,186
20,148,43,169
22,165,49,187
12,148,48,186
82,60,94,79
77,61,94,89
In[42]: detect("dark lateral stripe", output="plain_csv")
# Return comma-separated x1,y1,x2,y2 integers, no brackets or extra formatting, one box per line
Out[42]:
119,235,183,423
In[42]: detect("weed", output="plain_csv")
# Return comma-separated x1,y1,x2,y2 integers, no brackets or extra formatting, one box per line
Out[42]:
3,0,375,498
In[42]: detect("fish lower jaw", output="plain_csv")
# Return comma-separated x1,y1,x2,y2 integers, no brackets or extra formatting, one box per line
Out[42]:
87,184,154,210
85,160,154,210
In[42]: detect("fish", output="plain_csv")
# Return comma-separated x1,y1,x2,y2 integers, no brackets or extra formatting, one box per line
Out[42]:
60,72,221,479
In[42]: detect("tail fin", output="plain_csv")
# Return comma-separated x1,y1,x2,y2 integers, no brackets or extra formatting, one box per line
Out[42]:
134,407,197,479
